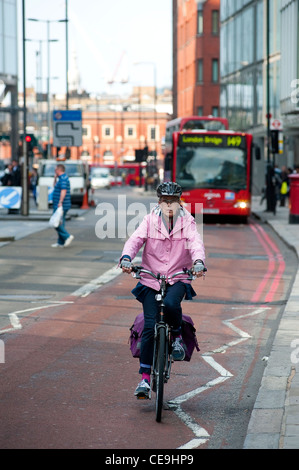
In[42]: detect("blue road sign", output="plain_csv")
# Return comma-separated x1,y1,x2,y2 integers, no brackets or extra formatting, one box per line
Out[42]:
53,109,82,147
53,110,82,121
0,187,22,209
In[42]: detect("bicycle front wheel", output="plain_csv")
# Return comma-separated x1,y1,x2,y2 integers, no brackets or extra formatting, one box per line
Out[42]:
155,328,166,423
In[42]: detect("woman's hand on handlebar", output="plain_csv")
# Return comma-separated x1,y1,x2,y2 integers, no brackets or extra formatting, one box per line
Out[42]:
192,261,206,278
120,258,132,274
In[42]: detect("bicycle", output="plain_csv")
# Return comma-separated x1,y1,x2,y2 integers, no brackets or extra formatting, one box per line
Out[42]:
131,265,206,422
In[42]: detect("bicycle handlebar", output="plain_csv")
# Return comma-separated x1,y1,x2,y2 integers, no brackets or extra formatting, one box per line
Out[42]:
131,265,198,281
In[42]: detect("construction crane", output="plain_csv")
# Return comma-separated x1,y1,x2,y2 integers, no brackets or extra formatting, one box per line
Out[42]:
107,50,128,85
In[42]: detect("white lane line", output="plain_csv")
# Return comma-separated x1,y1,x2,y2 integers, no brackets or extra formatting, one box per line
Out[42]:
173,406,210,449
0,302,74,335
178,438,209,450
71,257,142,298
206,337,249,355
71,266,121,297
173,306,270,449
202,355,233,377
9,313,21,329
170,375,231,407
0,313,22,334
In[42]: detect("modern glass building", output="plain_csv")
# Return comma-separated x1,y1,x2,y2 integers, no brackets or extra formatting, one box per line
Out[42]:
0,0,19,158
220,0,281,130
280,0,299,169
220,0,282,191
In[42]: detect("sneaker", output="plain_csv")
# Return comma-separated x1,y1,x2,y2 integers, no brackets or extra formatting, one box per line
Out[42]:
134,379,151,400
64,235,74,247
171,337,186,361
51,243,64,248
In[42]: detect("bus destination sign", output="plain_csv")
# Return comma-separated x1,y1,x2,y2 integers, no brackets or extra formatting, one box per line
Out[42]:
179,134,246,148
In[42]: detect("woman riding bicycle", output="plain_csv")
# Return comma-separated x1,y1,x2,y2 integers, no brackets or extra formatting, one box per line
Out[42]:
120,182,206,399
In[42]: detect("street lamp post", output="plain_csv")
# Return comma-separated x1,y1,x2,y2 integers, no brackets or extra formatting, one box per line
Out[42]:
134,61,157,157
26,37,58,151
21,0,28,216
28,17,66,158
265,0,275,213
65,0,69,110
133,62,157,189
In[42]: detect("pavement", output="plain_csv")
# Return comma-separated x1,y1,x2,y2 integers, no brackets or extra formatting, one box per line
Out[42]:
0,193,299,449
0,199,86,248
243,197,299,449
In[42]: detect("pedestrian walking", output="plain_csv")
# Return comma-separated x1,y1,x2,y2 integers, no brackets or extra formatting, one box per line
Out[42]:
51,163,74,248
279,166,289,207
11,160,21,186
30,168,38,205
1,163,13,186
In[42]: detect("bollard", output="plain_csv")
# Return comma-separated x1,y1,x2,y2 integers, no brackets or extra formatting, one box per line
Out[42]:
289,174,299,224
0,339,4,363
38,185,49,211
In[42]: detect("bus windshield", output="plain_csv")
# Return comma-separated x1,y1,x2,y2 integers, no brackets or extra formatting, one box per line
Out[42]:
176,145,247,191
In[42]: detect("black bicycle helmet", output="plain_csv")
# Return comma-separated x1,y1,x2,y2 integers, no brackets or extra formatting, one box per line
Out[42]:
156,181,182,198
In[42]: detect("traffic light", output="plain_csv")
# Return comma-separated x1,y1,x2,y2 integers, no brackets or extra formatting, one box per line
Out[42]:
135,147,148,162
25,135,34,158
135,149,145,162
271,130,279,154
20,133,38,148
25,135,33,153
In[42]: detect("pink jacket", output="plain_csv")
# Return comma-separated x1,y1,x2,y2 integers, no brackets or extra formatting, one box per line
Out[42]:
120,205,205,291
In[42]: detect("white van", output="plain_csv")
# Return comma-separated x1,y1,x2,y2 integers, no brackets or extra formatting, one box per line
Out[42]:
37,159,89,206
90,167,113,189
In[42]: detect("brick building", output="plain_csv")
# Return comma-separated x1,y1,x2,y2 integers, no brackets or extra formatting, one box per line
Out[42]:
173,0,220,118
18,87,172,168
76,91,171,165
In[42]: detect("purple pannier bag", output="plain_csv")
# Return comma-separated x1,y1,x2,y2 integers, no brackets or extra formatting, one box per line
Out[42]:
129,313,144,358
181,314,200,361
129,313,200,362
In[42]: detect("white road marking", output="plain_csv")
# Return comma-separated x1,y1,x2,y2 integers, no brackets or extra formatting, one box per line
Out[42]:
0,313,22,334
70,266,121,297
172,306,271,449
9,313,21,329
202,355,233,377
0,261,273,448
70,257,142,298
0,302,74,335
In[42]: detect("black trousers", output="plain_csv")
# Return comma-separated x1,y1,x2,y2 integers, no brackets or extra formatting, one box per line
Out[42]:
139,281,186,375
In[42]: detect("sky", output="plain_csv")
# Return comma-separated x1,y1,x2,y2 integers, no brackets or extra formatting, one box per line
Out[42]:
18,0,173,97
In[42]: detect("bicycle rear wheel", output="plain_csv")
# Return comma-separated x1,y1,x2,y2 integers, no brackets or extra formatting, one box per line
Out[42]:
155,328,166,422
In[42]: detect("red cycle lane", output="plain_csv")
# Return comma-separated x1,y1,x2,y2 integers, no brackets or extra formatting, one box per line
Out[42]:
0,273,198,449
0,221,293,449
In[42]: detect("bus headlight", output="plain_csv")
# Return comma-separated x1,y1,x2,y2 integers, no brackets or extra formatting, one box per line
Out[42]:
234,201,250,209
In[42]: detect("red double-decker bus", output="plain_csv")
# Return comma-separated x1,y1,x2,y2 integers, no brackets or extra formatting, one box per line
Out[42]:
164,129,253,221
100,162,146,186
165,116,229,142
